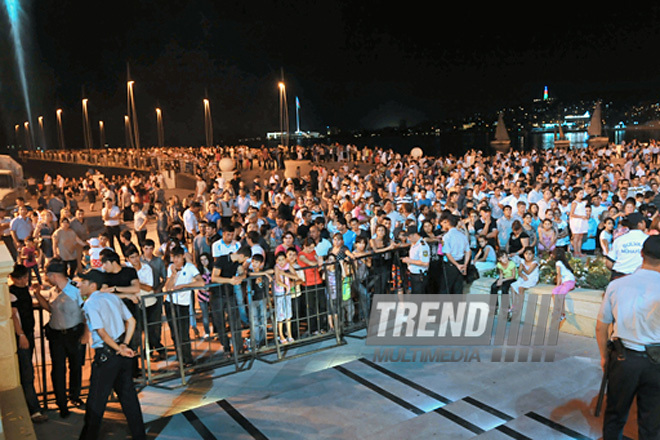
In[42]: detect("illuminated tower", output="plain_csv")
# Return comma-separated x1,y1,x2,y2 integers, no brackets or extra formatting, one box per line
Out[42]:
543,86,549,101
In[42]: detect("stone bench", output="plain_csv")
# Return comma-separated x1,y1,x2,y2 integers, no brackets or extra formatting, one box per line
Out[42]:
467,278,602,339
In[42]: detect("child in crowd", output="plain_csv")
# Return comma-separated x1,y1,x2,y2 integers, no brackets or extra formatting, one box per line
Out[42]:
88,237,104,268
247,254,272,349
273,251,299,344
80,244,91,271
490,251,517,314
324,253,339,333
196,253,213,340
474,235,496,273
508,247,539,320
20,236,41,285
552,247,576,323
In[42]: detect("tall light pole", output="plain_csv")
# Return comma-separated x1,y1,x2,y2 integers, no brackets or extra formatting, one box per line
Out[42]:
155,107,164,147
99,120,105,147
203,98,213,147
15,124,20,147
56,109,65,150
82,98,93,149
38,116,46,150
124,115,134,149
278,81,290,148
23,121,32,150
127,80,140,149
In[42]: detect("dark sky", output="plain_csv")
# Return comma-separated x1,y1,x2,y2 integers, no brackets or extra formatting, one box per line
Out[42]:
2,0,660,148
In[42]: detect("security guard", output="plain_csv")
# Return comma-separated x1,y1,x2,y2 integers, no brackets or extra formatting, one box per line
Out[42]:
401,228,430,295
32,258,85,418
440,212,471,295
596,234,660,439
78,269,146,440
605,211,648,281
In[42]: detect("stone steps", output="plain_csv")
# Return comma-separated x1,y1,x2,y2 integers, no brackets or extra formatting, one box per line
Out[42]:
468,278,602,338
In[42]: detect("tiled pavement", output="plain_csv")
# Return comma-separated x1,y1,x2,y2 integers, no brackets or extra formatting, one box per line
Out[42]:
33,327,639,440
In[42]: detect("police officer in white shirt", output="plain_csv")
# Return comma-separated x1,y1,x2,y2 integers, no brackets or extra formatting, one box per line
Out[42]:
440,212,471,295
78,269,145,440
606,212,648,281
401,228,430,295
597,235,660,439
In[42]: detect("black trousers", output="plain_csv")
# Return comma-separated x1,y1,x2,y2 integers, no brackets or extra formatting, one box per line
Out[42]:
603,348,660,440
144,299,164,352
409,273,428,295
441,260,465,295
47,325,84,411
210,285,242,353
105,225,121,251
164,302,192,364
79,349,145,440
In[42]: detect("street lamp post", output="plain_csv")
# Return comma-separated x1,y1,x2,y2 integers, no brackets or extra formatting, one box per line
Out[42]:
278,81,290,148
38,116,46,150
56,109,65,150
23,121,32,150
82,98,93,149
124,115,135,149
156,107,164,147
203,98,213,147
127,80,140,149
99,120,105,148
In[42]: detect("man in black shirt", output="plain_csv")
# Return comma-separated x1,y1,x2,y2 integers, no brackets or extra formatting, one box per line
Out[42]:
211,246,251,355
10,264,48,423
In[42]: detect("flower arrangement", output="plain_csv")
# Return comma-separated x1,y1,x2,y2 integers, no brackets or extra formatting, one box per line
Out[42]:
484,251,610,290
539,252,610,289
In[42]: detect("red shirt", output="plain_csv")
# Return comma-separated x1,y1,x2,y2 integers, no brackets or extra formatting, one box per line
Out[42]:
298,250,322,286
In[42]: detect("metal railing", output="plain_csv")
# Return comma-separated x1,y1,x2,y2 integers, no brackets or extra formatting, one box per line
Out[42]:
29,245,413,398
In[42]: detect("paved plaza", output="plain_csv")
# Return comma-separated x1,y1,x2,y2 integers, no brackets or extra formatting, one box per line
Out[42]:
32,326,638,440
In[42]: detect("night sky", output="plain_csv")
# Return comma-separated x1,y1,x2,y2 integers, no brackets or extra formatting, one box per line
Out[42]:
2,1,660,148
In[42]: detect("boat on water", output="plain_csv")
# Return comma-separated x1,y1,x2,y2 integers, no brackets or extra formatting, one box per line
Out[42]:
490,113,511,152
587,102,609,147
554,124,570,148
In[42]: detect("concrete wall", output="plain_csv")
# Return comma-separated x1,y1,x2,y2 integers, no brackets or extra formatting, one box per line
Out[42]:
0,243,36,438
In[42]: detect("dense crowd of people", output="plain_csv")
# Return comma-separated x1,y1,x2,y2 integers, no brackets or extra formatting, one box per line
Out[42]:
5,138,660,432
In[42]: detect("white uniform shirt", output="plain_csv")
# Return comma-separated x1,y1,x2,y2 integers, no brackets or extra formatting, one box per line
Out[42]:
83,291,133,349
607,229,648,274
408,239,430,274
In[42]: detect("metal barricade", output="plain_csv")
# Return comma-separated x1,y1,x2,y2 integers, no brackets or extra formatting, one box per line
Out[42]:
341,245,411,338
137,283,253,388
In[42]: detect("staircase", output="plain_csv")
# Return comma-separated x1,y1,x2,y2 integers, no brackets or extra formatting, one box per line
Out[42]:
142,347,638,440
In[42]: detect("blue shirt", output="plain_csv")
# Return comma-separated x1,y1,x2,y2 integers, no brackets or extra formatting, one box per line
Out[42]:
83,291,132,349
343,230,357,251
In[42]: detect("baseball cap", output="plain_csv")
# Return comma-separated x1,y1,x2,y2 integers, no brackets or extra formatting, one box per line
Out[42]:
88,238,100,247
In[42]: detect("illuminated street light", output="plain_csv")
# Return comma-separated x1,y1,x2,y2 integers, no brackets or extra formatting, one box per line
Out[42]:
156,107,164,147
82,98,93,149
99,120,105,147
23,121,32,150
38,116,46,150
203,98,213,147
56,109,65,150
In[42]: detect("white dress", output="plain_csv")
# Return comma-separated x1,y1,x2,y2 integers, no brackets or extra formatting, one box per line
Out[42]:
511,260,539,291
569,200,588,234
